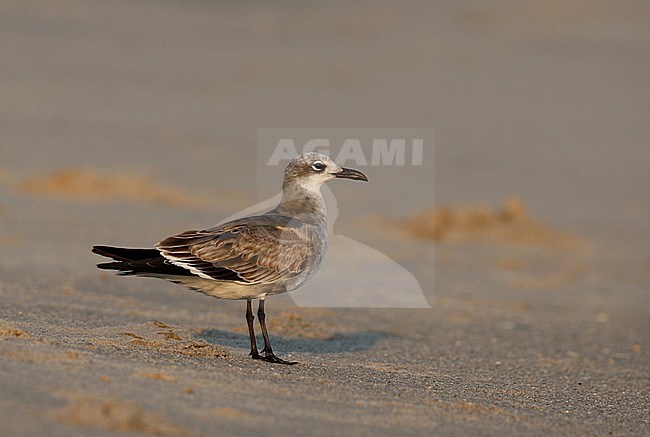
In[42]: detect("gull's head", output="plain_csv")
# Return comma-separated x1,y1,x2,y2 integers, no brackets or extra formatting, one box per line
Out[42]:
282,152,368,192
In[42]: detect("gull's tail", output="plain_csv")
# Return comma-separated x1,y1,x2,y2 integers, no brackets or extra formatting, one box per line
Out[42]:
92,245,192,276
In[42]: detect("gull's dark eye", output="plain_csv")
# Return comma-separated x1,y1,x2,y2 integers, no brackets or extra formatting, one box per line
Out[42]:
311,161,326,172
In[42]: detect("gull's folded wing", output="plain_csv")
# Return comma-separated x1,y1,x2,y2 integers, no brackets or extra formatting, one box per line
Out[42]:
156,214,318,285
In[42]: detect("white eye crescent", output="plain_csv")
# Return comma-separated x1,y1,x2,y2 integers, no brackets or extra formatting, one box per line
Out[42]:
311,161,326,171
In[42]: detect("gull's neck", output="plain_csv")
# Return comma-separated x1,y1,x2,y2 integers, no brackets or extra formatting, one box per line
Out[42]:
273,181,327,227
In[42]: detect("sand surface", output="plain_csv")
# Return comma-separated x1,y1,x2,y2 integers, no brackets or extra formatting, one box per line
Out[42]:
1,1,648,435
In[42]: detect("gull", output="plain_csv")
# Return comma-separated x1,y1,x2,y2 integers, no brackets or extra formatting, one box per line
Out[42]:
92,152,368,364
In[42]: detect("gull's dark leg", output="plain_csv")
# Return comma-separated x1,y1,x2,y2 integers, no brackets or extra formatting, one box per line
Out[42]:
257,298,297,365
246,299,260,359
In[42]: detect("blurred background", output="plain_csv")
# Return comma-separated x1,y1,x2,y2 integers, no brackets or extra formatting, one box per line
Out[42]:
1,0,648,307
0,1,648,434
2,1,648,220
2,0,649,284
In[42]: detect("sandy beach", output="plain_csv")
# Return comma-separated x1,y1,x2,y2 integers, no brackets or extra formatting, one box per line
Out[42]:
1,1,648,435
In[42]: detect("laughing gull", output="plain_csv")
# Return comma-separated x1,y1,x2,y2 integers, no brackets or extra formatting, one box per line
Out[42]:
93,152,368,364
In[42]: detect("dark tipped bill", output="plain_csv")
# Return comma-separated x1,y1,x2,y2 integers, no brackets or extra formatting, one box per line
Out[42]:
333,167,368,182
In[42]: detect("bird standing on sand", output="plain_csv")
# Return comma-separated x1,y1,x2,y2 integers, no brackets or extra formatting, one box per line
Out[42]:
93,152,368,364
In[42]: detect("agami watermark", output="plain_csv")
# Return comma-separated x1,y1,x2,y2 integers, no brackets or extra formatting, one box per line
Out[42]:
267,138,424,166
255,128,433,308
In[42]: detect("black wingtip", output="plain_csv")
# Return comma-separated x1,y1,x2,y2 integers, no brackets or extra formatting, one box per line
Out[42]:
96,262,138,276
92,245,109,256
92,245,160,262
96,261,118,269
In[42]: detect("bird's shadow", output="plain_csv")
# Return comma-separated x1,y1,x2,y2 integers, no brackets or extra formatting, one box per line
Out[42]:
196,328,390,355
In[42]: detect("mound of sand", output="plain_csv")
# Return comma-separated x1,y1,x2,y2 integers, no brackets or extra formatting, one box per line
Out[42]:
0,320,29,339
52,394,190,436
89,320,229,359
405,197,580,248
19,168,204,206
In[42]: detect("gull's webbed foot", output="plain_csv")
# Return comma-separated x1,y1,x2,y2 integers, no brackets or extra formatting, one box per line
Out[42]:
252,351,297,365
